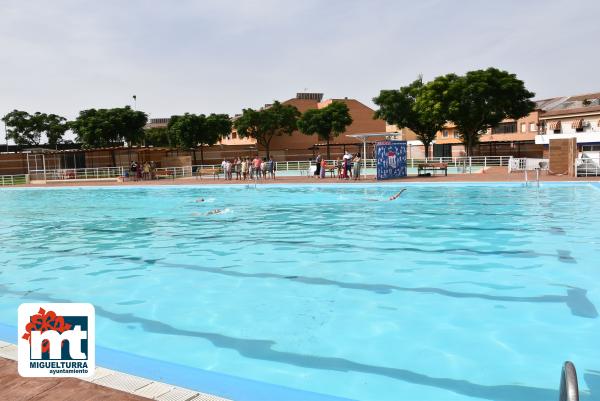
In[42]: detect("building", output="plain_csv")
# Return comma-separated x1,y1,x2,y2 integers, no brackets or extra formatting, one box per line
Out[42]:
534,92,600,155
434,111,543,158
221,93,386,160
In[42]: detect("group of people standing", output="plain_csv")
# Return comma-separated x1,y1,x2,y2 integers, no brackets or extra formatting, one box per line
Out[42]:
221,156,276,180
315,152,362,180
128,160,156,180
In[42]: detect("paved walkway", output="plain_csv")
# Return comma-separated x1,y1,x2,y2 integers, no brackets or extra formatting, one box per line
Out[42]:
0,357,146,401
17,167,600,188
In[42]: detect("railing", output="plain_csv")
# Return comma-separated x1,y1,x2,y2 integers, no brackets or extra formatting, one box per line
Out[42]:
154,166,192,179
0,174,28,186
19,156,512,183
194,157,509,174
576,158,600,176
29,167,124,181
559,361,579,401
508,158,549,173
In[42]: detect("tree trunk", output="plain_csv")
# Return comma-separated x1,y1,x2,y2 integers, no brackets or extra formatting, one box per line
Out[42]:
200,146,204,165
192,147,198,165
423,142,430,159
326,138,331,160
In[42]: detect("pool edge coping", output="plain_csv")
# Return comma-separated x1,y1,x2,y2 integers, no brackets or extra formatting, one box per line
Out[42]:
0,339,232,401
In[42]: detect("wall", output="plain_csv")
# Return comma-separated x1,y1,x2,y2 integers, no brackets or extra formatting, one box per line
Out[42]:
548,138,577,176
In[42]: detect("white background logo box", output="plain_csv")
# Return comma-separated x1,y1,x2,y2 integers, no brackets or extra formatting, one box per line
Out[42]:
18,303,95,378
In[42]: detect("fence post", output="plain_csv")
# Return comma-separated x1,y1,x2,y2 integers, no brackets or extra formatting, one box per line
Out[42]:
484,157,487,168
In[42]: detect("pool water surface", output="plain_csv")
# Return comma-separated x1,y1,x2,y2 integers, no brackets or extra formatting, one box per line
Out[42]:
0,183,599,401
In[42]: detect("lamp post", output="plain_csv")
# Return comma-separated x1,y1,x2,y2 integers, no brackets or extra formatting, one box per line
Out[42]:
132,95,137,110
4,121,8,152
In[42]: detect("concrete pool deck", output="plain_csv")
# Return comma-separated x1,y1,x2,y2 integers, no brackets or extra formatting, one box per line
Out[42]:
12,167,600,187
0,341,231,401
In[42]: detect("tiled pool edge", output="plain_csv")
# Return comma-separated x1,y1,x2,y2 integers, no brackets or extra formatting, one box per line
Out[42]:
0,340,231,401
0,323,355,401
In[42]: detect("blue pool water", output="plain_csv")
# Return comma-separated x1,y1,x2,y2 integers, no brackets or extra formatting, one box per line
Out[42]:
0,183,599,401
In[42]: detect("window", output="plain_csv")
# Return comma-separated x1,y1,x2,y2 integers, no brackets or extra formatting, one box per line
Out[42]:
442,130,449,138
521,123,526,133
492,122,517,134
453,131,460,138
232,132,237,139
529,123,537,132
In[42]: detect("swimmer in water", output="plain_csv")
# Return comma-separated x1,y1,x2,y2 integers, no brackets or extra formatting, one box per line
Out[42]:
195,198,205,202
389,189,406,200
367,188,406,202
207,209,222,215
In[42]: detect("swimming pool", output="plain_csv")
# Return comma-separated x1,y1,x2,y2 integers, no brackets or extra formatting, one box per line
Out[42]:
0,183,599,401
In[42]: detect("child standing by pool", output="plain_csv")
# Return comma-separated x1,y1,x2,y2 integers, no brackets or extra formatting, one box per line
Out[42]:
320,158,327,179
242,158,248,180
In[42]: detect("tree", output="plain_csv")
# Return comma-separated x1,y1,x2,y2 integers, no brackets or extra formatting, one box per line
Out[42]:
44,114,69,148
70,106,147,148
168,113,231,164
234,101,300,158
420,68,535,156
144,127,172,147
374,76,446,159
2,110,69,148
297,101,353,159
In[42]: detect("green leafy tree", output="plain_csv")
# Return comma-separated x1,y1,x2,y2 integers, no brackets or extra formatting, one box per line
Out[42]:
297,101,353,159
169,113,231,164
2,110,68,147
420,68,535,156
144,127,172,147
234,101,300,158
44,114,69,148
2,110,41,146
70,106,147,148
374,76,446,158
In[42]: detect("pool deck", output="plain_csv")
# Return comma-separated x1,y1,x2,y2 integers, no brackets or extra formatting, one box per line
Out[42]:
14,167,600,187
0,341,231,401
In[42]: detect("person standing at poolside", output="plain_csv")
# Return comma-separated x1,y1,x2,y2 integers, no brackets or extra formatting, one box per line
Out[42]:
234,157,242,180
353,153,361,180
221,158,227,179
253,156,262,180
320,157,327,179
267,156,274,179
343,151,352,179
241,158,248,180
315,154,322,177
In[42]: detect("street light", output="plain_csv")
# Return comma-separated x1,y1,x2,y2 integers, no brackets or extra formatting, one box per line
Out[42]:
132,95,137,110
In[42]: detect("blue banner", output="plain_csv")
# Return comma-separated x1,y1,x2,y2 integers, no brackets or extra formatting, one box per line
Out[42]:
376,140,407,180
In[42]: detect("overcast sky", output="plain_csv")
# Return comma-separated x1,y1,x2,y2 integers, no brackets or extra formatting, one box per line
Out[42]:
1,0,599,124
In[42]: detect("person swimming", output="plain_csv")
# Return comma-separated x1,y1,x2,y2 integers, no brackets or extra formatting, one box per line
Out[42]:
195,198,205,202
207,209,222,215
389,189,406,200
366,188,406,202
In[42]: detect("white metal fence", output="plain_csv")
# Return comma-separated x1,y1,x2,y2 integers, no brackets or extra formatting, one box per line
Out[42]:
19,155,512,182
576,153,600,176
0,174,28,186
29,167,125,181
508,158,549,173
